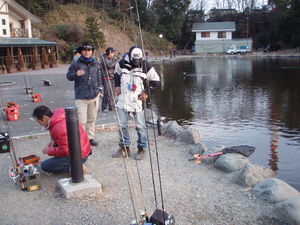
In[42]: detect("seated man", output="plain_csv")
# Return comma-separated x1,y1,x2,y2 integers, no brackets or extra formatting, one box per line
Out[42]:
32,105,91,174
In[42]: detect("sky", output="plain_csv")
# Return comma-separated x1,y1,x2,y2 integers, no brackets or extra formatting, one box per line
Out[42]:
191,0,269,12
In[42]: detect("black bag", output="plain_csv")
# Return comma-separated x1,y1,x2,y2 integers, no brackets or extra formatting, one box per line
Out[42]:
149,209,175,225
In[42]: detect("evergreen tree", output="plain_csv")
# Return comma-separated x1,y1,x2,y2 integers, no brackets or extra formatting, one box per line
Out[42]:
17,48,26,72
149,0,191,44
32,47,39,70
5,48,13,73
41,47,49,69
178,9,205,49
84,17,105,49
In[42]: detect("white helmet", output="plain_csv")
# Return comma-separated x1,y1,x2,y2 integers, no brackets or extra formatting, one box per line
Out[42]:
129,46,143,67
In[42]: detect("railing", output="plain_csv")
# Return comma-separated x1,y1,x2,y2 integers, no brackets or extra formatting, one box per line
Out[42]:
10,28,29,38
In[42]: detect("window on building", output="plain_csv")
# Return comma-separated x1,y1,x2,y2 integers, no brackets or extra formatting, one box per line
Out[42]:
3,29,7,35
201,32,210,38
218,32,226,38
2,19,6,25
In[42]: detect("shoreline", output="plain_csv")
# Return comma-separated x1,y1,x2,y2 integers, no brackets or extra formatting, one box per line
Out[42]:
0,129,289,225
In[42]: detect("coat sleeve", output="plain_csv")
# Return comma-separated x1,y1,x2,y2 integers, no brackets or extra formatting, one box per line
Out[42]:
144,64,160,95
97,62,103,88
114,61,122,87
66,63,77,81
47,127,69,157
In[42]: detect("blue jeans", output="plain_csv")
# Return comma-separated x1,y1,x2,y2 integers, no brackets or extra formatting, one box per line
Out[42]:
41,156,88,173
117,108,147,148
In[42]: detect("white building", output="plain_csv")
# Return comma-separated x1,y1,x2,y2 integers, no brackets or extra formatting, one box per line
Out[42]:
0,0,57,73
192,21,252,53
0,0,41,38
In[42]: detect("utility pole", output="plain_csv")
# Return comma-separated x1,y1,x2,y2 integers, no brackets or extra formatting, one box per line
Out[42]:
246,16,249,39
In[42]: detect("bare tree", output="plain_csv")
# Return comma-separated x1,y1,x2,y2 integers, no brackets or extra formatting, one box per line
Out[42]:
190,0,209,11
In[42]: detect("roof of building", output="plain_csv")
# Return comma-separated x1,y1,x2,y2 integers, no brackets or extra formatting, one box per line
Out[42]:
192,22,236,32
6,0,41,24
0,38,57,46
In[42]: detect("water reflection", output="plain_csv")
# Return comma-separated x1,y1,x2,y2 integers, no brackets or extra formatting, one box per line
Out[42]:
152,57,300,190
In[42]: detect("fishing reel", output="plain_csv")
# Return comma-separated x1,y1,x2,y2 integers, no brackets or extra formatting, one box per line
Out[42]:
8,154,41,191
130,209,175,225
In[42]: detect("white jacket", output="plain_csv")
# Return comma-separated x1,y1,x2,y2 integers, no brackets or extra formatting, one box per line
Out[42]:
114,57,160,112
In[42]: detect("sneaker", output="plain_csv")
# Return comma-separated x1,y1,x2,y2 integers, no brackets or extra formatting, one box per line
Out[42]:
89,139,98,146
112,146,130,158
135,147,146,160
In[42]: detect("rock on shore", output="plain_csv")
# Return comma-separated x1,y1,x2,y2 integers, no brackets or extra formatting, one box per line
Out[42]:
0,129,288,225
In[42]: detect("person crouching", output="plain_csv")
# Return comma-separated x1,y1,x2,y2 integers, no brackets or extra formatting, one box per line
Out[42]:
32,105,91,174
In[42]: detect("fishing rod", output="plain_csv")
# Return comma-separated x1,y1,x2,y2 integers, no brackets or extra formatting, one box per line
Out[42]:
125,0,175,224
0,86,41,191
189,145,256,163
96,41,142,223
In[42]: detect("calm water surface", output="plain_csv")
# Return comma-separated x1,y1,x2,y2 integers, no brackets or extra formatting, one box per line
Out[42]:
152,57,300,191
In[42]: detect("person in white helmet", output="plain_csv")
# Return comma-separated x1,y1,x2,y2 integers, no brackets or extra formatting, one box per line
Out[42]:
112,46,160,160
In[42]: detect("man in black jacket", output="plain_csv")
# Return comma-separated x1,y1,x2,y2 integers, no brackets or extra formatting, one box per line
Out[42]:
66,42,103,146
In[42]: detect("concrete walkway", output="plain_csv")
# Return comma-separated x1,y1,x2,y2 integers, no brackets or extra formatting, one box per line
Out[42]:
0,65,117,138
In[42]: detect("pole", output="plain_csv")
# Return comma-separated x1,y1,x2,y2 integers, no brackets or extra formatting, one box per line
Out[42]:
65,107,84,183
156,117,161,136
246,17,249,39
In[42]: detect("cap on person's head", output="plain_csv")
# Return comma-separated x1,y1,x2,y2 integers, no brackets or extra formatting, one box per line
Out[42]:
77,42,95,52
106,47,116,55
128,46,143,66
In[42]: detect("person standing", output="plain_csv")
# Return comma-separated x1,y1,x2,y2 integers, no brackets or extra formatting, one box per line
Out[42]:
66,42,103,146
101,47,118,112
32,105,91,174
72,48,81,64
112,46,160,160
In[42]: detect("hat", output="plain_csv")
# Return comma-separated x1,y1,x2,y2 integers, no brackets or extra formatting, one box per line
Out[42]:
77,42,95,52
106,47,116,54
129,46,143,60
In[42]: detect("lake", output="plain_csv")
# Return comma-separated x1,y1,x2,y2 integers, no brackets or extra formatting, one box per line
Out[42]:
152,56,300,191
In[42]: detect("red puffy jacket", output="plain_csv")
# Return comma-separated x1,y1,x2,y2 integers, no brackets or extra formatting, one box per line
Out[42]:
46,108,91,158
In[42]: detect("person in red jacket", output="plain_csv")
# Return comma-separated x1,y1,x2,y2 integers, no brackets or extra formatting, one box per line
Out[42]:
32,105,91,173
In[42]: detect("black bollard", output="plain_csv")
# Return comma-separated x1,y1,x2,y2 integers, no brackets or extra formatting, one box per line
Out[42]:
65,107,84,183
157,117,162,136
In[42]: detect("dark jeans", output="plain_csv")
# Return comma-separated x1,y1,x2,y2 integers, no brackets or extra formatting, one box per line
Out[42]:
41,156,88,173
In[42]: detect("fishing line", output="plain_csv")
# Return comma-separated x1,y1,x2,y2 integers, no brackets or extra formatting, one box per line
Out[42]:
0,89,18,165
96,41,141,222
133,0,166,212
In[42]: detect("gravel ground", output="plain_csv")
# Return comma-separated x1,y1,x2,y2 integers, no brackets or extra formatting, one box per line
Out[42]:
0,129,287,225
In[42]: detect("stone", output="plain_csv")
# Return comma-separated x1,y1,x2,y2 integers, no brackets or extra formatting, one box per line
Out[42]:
58,174,102,199
176,126,201,144
189,143,207,156
275,197,300,225
161,121,183,138
234,163,276,187
215,153,249,173
252,178,300,203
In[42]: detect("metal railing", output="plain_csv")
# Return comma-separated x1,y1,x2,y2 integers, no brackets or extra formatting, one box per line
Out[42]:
10,28,29,38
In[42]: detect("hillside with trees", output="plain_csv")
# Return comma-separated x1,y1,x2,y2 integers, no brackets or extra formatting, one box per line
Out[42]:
15,0,300,61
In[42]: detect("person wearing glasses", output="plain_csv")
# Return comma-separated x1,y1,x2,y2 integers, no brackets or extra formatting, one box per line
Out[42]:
67,42,103,147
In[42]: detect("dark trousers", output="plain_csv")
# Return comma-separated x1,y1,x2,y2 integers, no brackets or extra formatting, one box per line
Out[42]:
101,79,115,111
41,156,88,173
